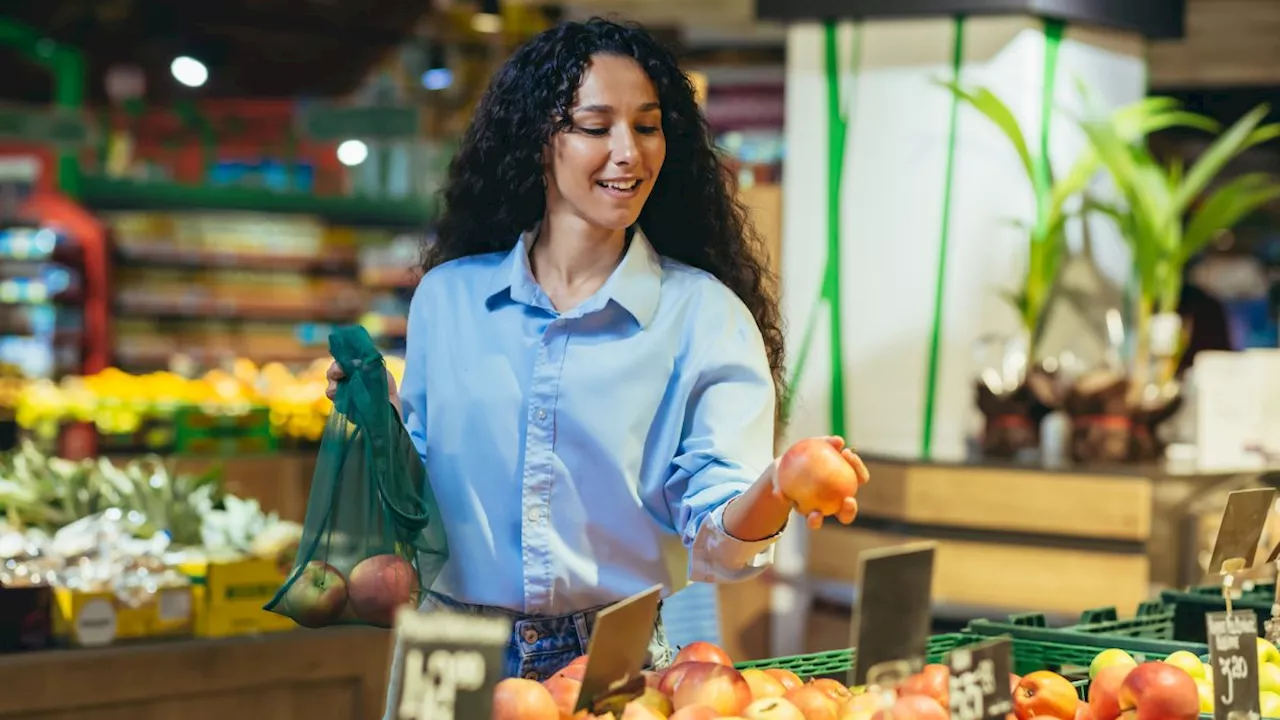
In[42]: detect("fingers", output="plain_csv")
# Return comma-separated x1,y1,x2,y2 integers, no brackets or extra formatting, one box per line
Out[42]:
823,435,846,451
836,497,859,525
843,448,871,486
806,511,824,530
325,382,338,401
325,362,345,401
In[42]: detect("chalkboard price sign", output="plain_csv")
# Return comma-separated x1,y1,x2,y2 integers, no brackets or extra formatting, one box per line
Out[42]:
1207,610,1261,720
390,607,510,720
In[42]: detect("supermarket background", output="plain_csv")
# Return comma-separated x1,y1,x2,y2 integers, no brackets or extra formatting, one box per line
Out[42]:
5,0,1280,718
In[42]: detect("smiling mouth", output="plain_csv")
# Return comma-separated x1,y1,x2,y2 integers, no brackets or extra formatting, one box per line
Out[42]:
596,179,642,192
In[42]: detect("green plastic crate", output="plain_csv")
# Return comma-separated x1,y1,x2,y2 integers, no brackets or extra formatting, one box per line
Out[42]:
734,631,1099,690
967,601,1208,659
1159,584,1275,644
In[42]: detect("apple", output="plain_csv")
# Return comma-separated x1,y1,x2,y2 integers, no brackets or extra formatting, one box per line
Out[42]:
871,695,948,720
1014,671,1080,720
620,701,666,720
670,663,752,716
494,678,561,720
544,674,582,719
744,697,807,720
742,668,787,699
1011,674,1022,693
632,687,673,718
668,707,719,720
1259,637,1280,666
808,678,854,704
283,560,349,627
1073,703,1092,720
1116,662,1199,720
783,686,841,720
673,641,735,667
1192,678,1212,714
1090,649,1138,680
1088,663,1135,720
765,668,804,692
899,664,949,707
555,656,589,682
347,554,417,627
1162,651,1203,680
842,693,885,720
1260,690,1280,718
641,670,663,691
1260,659,1280,694
776,438,860,516
660,664,695,697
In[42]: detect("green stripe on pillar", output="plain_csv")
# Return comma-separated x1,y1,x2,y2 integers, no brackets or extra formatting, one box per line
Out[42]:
920,15,966,459
785,22,863,440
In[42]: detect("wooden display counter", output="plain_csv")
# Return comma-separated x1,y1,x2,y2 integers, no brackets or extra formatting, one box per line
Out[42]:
806,458,1272,619
0,628,393,720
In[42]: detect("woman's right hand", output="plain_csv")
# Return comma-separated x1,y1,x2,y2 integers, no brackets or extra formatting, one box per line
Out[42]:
325,360,401,412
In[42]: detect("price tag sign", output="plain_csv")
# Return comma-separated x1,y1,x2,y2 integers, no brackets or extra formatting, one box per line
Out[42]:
1207,610,1261,720
1208,488,1275,579
576,584,663,712
851,542,937,686
390,606,510,720
947,639,1013,720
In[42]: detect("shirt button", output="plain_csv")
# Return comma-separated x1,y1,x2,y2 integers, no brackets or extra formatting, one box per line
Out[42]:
527,507,544,523
536,408,547,421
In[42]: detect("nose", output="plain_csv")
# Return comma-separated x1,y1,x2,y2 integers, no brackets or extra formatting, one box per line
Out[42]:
610,126,638,166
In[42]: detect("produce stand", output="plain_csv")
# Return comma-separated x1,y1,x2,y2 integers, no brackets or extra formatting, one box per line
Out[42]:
807,458,1272,617
0,627,392,720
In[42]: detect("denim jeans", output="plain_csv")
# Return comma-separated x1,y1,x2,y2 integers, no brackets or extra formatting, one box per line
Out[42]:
382,592,675,720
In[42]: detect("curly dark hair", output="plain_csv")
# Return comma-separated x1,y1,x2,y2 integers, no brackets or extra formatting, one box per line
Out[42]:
426,17,788,424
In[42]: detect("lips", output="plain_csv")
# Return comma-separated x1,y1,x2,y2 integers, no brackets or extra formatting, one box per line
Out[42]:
596,178,643,197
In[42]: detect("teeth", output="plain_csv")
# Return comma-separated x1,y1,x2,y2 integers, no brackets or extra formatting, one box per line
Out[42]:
600,180,639,191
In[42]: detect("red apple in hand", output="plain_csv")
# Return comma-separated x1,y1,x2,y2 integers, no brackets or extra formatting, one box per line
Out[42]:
777,438,860,516
283,560,349,627
671,663,753,716
1116,662,1199,720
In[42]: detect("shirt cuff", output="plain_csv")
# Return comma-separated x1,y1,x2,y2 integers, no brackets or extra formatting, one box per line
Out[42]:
687,499,784,584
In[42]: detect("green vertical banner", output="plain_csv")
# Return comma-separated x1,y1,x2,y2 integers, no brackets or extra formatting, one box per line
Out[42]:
785,22,862,439
920,16,967,459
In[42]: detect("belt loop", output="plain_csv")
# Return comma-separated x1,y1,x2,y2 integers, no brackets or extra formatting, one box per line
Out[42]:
573,613,591,654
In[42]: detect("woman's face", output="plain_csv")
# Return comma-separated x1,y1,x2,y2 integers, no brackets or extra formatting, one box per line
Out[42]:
544,54,667,233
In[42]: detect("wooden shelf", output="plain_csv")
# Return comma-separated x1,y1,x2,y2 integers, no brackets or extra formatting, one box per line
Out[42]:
116,243,358,274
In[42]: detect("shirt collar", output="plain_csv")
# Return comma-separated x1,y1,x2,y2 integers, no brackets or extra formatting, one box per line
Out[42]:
485,225,662,328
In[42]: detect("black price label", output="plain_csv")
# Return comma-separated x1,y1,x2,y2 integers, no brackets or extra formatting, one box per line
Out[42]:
1208,488,1275,579
851,542,937,686
390,607,510,720
947,639,1013,720
1207,610,1261,720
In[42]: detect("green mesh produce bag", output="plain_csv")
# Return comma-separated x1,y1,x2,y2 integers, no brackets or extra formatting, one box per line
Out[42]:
265,326,448,629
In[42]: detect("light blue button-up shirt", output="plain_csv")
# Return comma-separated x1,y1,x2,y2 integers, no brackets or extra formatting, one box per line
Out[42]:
397,227,779,616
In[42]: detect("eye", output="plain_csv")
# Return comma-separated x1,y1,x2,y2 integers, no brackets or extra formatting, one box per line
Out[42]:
576,126,609,137
636,125,661,135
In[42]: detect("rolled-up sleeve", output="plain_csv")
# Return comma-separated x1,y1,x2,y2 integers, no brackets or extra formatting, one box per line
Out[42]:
664,291,782,584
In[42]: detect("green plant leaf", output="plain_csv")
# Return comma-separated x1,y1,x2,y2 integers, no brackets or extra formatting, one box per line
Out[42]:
1182,172,1280,262
1175,104,1272,212
936,79,1035,183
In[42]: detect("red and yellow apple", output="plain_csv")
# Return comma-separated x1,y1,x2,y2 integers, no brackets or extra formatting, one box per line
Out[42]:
764,669,804,692
673,642,735,668
543,674,582,719
668,707,719,720
871,694,948,720
744,697,807,720
899,664,950,708
632,687,672,718
348,554,417,627
670,663,752,716
493,678,561,720
1014,670,1081,720
283,560,349,627
1116,662,1199,720
808,678,854,704
741,669,787,699
783,686,841,720
1088,663,1135,720
776,438,860,516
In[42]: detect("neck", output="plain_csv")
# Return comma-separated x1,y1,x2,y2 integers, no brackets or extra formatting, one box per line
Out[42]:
529,214,628,290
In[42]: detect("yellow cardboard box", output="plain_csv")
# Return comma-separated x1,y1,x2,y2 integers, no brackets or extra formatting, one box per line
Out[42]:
180,556,296,637
52,584,194,647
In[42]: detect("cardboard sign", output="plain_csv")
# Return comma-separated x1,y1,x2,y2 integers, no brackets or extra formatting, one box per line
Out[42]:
1207,610,1261,720
851,542,937,686
1208,488,1275,579
948,638,1014,720
575,584,664,712
390,607,510,720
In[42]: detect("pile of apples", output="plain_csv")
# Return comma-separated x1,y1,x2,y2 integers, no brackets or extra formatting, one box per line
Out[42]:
1092,637,1280,719
491,640,1079,720
281,554,417,628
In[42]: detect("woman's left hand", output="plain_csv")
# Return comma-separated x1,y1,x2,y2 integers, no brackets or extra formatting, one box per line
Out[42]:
773,435,870,530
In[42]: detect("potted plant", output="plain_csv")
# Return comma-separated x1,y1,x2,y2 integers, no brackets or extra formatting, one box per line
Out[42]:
940,81,1214,459
1077,101,1280,461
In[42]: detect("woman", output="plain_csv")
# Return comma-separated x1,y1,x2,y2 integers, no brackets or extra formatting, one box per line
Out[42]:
327,17,869,692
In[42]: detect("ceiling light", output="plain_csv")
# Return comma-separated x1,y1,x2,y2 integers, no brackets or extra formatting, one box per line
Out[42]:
337,139,369,166
170,56,208,88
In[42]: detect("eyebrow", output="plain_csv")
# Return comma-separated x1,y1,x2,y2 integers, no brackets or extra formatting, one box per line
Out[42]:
574,102,661,114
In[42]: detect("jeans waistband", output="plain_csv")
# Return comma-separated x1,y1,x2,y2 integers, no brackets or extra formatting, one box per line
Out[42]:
424,592,662,639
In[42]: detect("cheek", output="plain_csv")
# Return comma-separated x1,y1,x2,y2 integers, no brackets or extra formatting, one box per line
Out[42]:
551,137,608,188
